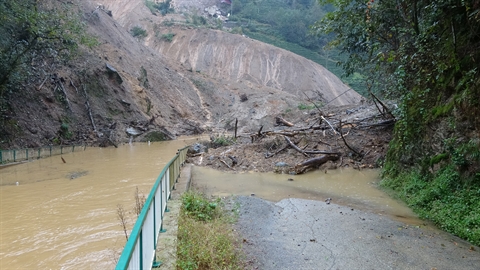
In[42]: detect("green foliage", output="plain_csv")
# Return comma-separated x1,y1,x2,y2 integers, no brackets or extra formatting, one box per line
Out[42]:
191,14,208,26
145,0,174,16
130,26,148,39
0,0,96,97
228,1,367,94
177,192,243,269
160,33,175,42
143,131,167,142
181,191,221,222
381,165,480,246
210,134,236,148
297,103,322,110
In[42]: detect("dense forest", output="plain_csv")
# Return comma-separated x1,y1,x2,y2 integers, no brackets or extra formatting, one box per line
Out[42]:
315,0,480,245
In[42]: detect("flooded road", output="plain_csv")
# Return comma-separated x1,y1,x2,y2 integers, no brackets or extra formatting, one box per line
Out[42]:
1,137,423,269
192,166,421,225
0,138,200,269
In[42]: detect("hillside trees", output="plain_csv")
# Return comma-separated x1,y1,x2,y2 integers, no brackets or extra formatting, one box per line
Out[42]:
0,0,95,99
315,0,480,244
0,0,96,140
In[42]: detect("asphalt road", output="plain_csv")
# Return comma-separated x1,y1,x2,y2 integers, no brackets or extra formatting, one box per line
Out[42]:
234,196,480,270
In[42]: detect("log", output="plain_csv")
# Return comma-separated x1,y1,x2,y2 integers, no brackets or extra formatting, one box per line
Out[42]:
83,84,98,137
284,136,309,157
265,144,289,159
275,116,294,127
339,120,362,156
321,116,338,135
234,118,238,138
294,155,339,174
228,155,238,166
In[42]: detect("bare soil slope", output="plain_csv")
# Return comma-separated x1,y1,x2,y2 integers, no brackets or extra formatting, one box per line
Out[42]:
2,0,361,149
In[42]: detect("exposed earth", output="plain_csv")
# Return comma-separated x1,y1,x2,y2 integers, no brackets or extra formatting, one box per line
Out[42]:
1,0,360,150
187,102,395,174
5,1,479,269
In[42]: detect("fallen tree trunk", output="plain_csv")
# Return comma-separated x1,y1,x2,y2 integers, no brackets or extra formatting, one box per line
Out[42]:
275,116,294,127
284,136,309,157
294,155,339,174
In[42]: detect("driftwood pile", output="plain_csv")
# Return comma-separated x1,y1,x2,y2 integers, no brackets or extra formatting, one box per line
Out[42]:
246,101,396,174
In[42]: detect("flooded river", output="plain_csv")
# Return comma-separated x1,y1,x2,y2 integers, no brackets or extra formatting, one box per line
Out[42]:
0,138,199,269
1,138,420,269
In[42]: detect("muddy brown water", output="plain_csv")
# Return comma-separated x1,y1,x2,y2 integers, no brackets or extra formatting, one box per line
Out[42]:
0,138,200,269
192,166,423,225
1,138,421,269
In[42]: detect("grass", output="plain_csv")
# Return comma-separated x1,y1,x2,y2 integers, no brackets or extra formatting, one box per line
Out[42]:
210,134,236,148
176,191,244,270
381,165,480,246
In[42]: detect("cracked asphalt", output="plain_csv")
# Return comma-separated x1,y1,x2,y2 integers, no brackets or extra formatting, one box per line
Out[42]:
234,196,480,270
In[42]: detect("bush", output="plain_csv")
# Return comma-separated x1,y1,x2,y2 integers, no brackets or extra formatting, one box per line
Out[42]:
161,33,175,42
130,26,147,39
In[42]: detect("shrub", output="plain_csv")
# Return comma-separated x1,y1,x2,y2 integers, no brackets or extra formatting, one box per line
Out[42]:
130,26,147,39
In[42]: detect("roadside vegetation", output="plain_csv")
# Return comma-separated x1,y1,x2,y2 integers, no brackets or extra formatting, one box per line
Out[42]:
177,191,244,270
0,0,97,144
317,0,480,245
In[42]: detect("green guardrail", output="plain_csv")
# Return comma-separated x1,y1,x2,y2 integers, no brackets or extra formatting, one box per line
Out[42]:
0,145,86,164
116,146,189,270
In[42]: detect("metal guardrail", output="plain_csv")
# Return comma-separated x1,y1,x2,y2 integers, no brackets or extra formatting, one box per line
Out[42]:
116,146,189,270
0,145,86,164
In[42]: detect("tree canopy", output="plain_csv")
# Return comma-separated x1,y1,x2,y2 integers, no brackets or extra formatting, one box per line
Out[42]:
315,0,480,245
0,0,95,97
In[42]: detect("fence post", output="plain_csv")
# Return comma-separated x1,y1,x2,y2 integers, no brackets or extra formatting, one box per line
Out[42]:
13,150,16,162
0,150,2,163
50,146,52,156
26,149,28,160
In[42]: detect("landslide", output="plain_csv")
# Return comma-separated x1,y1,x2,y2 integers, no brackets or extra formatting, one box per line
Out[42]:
1,0,361,151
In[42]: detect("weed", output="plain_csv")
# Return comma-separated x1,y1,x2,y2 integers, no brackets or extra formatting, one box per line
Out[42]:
210,134,236,148
381,165,480,246
177,191,244,269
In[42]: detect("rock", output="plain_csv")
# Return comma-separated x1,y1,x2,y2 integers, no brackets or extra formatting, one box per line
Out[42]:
275,162,288,167
126,127,143,136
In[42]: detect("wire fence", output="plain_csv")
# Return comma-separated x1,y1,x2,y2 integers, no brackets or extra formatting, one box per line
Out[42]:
0,145,87,164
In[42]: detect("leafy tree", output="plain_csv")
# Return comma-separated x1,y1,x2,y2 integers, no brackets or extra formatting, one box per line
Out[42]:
0,0,97,141
0,0,95,97
315,0,480,244
315,0,480,165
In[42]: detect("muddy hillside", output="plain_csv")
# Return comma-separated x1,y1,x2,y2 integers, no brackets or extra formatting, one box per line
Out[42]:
2,0,361,149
